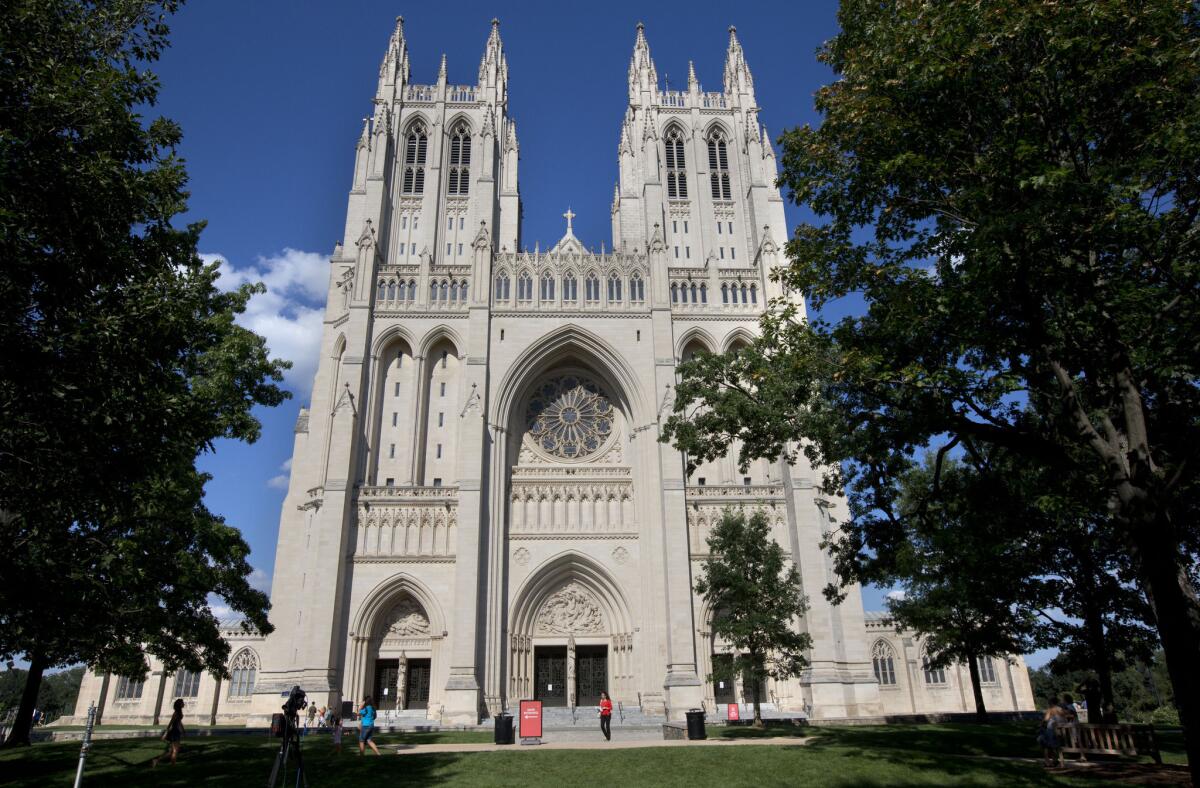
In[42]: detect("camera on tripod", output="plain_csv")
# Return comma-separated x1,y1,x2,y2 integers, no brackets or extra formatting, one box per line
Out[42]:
269,686,309,788
284,686,307,717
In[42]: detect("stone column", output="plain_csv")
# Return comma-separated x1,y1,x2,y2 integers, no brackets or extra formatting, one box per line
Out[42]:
397,654,409,711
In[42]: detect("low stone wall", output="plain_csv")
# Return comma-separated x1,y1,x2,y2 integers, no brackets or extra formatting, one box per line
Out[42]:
808,710,1041,727
662,722,687,740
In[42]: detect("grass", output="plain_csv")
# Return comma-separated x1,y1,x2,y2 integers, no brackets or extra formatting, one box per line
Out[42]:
0,724,1184,787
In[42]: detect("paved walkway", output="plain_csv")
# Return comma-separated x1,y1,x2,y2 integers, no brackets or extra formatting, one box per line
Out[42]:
392,736,811,755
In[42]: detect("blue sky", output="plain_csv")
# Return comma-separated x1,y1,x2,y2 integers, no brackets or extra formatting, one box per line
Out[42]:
155,2,1050,667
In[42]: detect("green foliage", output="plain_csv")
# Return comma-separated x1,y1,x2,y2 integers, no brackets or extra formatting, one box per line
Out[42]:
1030,650,1178,725
0,0,288,703
0,668,84,725
694,510,811,726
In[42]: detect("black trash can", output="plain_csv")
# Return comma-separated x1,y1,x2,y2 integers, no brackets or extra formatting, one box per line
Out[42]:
494,712,514,745
685,709,706,740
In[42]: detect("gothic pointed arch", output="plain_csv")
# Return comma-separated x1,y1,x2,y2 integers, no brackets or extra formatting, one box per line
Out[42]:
370,324,419,360
510,551,633,637
351,572,447,638
417,325,464,359
676,327,718,359
721,327,755,354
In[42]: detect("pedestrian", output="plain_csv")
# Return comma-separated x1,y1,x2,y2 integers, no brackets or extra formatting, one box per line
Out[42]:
357,696,381,756
152,698,185,767
1037,697,1069,768
598,691,613,741
331,715,343,754
1061,693,1078,720
317,705,328,730
305,701,317,735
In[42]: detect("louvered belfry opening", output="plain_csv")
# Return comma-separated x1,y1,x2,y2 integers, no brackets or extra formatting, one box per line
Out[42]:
665,127,688,199
448,123,471,195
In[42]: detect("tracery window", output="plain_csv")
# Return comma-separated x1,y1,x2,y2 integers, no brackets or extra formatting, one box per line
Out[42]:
872,640,897,686
607,273,622,302
671,283,679,303
540,273,556,301
977,656,998,684
922,654,946,685
630,273,645,302
401,122,428,194
115,676,144,700
525,374,614,460
750,284,758,304
447,123,471,195
585,273,600,302
517,271,533,301
228,650,258,697
494,271,510,301
721,283,729,304
708,131,731,200
665,127,688,200
699,283,707,303
173,669,201,698
405,279,416,301
563,273,578,302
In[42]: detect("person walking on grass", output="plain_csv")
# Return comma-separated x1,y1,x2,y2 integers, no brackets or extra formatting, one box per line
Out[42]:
331,715,344,754
598,691,613,741
1037,697,1070,768
152,699,185,767
358,696,381,755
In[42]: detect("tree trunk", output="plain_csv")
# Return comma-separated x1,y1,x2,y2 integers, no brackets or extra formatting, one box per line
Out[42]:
1131,519,1200,786
965,653,987,723
2,651,47,747
1075,540,1118,718
749,661,764,729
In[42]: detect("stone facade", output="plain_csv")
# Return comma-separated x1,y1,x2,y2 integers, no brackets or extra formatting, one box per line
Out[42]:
70,19,1034,727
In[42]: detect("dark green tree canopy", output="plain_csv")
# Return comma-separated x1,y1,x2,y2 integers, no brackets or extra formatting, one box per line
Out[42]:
0,0,289,719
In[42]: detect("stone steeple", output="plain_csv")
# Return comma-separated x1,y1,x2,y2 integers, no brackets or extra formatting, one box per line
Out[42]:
478,18,508,103
723,25,755,101
376,16,410,100
628,22,658,103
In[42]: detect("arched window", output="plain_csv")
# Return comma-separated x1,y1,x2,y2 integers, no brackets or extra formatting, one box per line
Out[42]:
377,281,387,300
406,279,416,301
173,669,201,698
517,271,533,301
630,273,645,302
708,130,731,200
750,284,758,304
872,641,897,686
665,127,688,200
671,283,679,303
115,675,144,700
440,281,449,301
450,280,459,302
447,123,471,195
494,271,510,301
585,273,600,302
228,650,258,697
430,281,438,301
922,653,946,685
721,283,729,304
608,273,622,302
690,283,699,303
699,283,708,303
680,282,689,303
563,273,578,302
385,282,396,301
540,273,555,301
740,284,749,304
460,281,468,301
977,656,998,684
402,122,428,194
396,281,407,302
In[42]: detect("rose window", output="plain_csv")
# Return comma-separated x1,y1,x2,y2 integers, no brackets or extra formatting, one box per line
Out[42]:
525,375,614,460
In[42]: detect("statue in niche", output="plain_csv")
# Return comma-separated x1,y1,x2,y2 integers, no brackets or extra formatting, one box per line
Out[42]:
382,597,429,638
535,581,603,634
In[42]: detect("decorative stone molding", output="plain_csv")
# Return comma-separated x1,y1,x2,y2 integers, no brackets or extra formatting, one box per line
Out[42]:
382,597,430,637
611,546,630,565
512,547,531,566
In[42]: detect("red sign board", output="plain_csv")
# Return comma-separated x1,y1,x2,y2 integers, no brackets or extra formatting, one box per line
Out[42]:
519,699,543,739
727,703,740,721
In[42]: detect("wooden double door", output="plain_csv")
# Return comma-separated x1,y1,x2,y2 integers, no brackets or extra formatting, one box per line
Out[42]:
533,645,607,707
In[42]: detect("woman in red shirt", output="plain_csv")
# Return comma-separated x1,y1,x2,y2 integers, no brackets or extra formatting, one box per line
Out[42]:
599,692,613,741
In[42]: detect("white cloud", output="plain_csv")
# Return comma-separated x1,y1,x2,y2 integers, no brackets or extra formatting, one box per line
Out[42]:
267,474,290,490
886,590,907,601
204,248,329,396
281,457,293,472
248,567,272,594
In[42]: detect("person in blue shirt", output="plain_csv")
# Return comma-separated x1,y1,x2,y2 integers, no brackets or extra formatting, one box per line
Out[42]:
357,696,381,755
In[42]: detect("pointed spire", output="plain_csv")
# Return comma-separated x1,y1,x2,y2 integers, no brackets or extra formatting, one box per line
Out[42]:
478,18,508,94
437,53,447,84
724,25,755,98
357,116,371,149
687,60,699,92
611,182,620,212
628,22,658,102
761,124,775,159
377,15,409,96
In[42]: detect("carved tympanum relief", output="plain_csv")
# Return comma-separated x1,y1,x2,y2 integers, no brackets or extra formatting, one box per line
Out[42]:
381,597,430,638
534,581,603,635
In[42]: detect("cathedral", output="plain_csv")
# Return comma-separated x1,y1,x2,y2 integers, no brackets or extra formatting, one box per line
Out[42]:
72,19,1034,727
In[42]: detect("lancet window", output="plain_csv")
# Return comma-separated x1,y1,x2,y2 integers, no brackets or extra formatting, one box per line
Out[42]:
872,640,897,686
402,123,428,194
665,127,688,200
447,123,471,195
630,273,645,302
977,656,998,684
173,669,201,698
607,273,622,302
921,653,946,685
585,273,600,302
517,271,533,301
540,273,555,301
115,676,144,700
563,273,578,302
228,649,258,697
708,131,731,200
494,271,510,301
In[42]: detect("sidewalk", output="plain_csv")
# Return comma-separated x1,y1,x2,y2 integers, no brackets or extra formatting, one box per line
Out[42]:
391,736,811,755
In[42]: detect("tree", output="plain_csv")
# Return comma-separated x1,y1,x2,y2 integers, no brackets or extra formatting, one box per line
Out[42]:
694,510,811,727
0,1,289,745
665,1,1200,777
878,457,1046,723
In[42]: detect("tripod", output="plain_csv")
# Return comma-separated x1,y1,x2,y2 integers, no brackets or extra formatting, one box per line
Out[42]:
267,711,308,788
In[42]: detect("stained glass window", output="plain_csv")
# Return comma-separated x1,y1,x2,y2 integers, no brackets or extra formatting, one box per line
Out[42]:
525,375,614,460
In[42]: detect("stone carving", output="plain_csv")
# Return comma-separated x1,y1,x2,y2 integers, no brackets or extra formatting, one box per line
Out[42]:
382,597,429,637
612,546,629,565
512,547,531,566
535,581,603,635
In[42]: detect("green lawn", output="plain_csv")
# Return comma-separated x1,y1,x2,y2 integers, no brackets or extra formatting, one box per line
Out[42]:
0,724,1184,787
